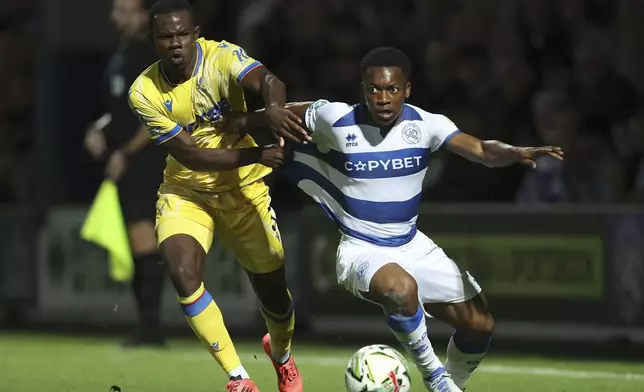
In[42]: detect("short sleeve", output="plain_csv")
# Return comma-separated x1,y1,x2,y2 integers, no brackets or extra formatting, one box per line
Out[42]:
303,99,331,133
428,114,460,152
215,41,263,84
128,91,182,145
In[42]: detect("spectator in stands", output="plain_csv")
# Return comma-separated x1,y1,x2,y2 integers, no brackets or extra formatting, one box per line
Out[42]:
516,90,575,204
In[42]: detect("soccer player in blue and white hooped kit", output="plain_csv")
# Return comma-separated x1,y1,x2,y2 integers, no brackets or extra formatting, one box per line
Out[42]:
242,47,563,391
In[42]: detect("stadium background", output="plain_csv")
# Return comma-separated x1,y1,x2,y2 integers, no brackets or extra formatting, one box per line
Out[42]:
1,0,644,391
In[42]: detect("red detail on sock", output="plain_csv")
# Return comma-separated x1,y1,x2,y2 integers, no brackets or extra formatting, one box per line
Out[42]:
184,288,206,306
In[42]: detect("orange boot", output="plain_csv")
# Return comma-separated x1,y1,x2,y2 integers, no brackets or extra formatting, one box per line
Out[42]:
225,378,260,392
262,333,303,392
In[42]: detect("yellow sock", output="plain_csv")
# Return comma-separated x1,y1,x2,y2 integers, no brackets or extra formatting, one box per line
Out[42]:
179,283,246,377
260,290,295,364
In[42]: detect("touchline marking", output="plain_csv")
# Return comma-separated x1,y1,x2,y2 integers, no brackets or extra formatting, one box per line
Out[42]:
244,355,644,382
171,352,644,382
478,365,644,381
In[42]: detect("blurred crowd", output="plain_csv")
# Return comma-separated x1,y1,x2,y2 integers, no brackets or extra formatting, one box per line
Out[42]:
0,0,38,204
238,0,644,204
4,0,644,205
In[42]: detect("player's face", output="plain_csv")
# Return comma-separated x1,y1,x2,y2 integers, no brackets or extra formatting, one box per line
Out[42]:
151,11,200,70
362,67,411,126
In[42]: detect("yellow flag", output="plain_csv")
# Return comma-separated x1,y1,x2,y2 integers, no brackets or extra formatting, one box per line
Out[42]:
81,180,133,282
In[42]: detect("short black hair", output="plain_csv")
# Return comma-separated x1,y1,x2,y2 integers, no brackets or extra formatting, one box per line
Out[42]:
360,47,412,81
148,0,195,31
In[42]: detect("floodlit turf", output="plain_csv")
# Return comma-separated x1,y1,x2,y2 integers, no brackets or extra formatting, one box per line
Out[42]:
1,334,644,391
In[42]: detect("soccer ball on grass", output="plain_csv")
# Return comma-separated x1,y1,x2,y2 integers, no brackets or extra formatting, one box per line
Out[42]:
345,344,411,392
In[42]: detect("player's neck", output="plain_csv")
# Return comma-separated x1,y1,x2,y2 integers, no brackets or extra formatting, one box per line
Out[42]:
161,47,197,85
363,106,400,137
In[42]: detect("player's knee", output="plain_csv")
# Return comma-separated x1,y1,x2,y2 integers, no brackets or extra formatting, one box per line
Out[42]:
376,273,419,315
159,235,205,296
166,254,200,296
478,313,495,336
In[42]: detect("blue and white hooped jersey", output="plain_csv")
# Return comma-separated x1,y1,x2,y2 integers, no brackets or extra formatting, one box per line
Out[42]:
282,100,460,247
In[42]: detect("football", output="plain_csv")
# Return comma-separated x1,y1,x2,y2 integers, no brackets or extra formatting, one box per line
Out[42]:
345,344,412,392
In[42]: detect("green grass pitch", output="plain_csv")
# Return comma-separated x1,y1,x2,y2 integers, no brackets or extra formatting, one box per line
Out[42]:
1,333,643,391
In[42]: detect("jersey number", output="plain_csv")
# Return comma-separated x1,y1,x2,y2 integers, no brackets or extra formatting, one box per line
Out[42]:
233,48,249,63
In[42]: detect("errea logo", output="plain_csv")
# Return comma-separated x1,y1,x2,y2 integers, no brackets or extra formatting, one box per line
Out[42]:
345,133,358,147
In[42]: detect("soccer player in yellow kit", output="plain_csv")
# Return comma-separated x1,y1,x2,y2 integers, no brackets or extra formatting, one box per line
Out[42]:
127,1,308,391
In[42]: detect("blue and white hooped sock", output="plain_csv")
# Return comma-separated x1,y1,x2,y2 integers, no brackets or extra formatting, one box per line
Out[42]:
386,306,443,379
445,330,491,388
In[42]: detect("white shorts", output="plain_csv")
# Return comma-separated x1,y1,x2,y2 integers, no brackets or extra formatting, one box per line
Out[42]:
336,230,482,314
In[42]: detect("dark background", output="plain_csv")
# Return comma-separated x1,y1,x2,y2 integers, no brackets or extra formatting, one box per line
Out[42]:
1,0,644,358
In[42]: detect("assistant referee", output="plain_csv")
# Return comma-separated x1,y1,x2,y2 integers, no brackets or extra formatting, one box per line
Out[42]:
84,0,166,347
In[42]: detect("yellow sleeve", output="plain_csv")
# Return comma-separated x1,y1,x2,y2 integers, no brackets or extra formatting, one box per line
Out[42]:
215,41,264,84
128,91,182,145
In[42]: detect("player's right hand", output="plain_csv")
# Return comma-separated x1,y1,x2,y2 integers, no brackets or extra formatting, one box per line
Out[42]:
84,127,107,160
259,138,286,168
265,106,312,144
516,146,564,168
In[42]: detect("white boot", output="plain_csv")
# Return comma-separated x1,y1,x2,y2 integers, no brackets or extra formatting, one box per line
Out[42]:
425,367,463,392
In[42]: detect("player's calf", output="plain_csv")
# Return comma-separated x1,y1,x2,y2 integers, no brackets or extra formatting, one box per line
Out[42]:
247,266,295,365
361,264,450,389
160,235,251,381
446,315,494,388
427,295,494,389
247,266,302,392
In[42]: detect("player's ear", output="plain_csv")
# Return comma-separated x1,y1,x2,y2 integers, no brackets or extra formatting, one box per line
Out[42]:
405,82,411,99
194,25,201,39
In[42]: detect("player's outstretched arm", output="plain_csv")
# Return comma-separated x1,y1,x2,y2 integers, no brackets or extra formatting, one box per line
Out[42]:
250,102,313,124
238,67,311,143
128,89,286,170
445,132,564,168
223,102,315,149
162,128,285,171
284,102,314,125
260,101,313,129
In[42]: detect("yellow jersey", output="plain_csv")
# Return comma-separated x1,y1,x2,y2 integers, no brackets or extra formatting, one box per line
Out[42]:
128,38,271,192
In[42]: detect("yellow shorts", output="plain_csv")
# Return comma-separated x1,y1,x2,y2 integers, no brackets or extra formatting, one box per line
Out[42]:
155,180,284,274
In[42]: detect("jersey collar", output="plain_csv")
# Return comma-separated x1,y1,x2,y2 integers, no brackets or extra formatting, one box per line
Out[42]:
191,41,203,77
160,41,203,86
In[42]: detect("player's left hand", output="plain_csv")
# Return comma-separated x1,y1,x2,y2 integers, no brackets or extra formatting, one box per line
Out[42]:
105,150,128,182
265,105,312,144
217,111,250,134
516,146,564,168
218,112,255,150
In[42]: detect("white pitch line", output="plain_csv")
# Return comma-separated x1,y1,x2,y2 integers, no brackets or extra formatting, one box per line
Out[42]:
168,352,644,382
242,355,644,382
478,365,644,381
